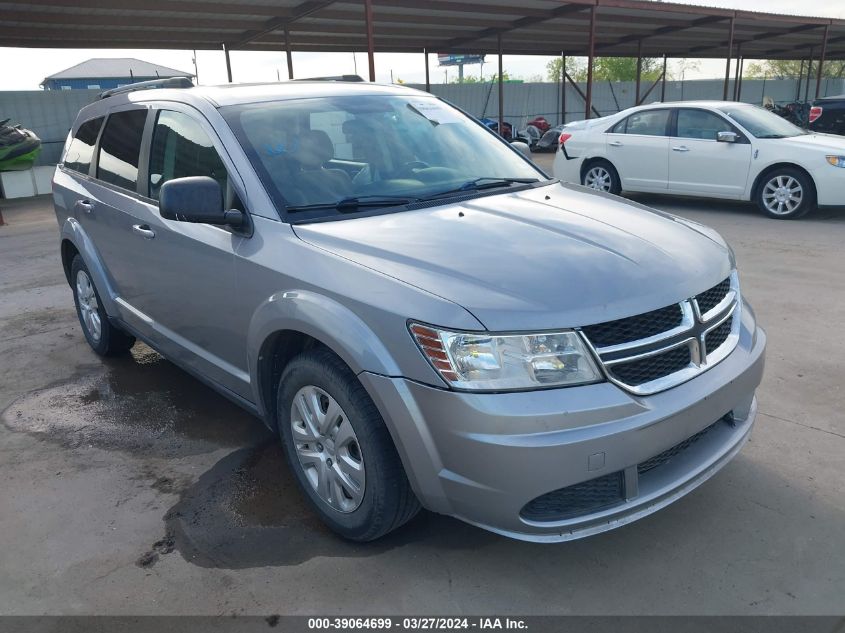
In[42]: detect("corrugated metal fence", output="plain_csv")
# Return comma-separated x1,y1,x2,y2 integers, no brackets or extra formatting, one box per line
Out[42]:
2,78,843,168
1,89,100,165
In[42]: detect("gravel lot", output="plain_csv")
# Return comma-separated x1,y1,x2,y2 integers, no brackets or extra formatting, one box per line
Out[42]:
1,161,843,614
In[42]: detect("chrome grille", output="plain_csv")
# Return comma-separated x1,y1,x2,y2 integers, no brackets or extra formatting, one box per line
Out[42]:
581,304,683,348
580,273,740,395
609,344,691,386
695,278,731,315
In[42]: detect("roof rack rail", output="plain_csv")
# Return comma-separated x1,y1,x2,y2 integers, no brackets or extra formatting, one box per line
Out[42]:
294,75,365,82
99,77,194,100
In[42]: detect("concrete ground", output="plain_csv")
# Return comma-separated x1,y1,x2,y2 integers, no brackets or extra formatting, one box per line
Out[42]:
1,166,843,615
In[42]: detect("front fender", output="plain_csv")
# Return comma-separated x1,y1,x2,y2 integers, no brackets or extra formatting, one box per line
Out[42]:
247,289,405,412
61,217,120,317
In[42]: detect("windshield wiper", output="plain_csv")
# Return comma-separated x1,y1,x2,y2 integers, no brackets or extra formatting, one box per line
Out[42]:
420,177,540,200
286,195,420,214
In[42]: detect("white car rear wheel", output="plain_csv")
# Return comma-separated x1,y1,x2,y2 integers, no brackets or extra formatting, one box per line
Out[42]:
582,160,621,195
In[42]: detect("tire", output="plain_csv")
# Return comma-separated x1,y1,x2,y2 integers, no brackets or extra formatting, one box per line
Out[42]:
755,167,815,220
582,159,621,195
276,347,420,541
70,255,135,356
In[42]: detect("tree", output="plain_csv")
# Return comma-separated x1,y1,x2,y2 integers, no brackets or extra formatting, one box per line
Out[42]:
746,59,845,79
547,56,661,82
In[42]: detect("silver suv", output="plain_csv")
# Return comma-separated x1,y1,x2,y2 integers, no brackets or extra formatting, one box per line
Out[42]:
53,80,766,542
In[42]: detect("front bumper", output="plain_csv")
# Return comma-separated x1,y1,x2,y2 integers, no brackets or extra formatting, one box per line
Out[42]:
360,301,766,542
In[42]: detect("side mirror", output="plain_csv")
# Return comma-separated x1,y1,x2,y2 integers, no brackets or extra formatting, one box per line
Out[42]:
717,131,739,143
511,141,532,157
159,176,244,227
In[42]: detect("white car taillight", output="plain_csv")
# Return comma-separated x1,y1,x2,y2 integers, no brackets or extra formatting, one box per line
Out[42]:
559,132,572,145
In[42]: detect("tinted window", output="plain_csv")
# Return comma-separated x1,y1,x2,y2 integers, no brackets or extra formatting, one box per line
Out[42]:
97,109,147,191
148,110,229,201
64,117,103,174
613,110,670,136
676,109,733,140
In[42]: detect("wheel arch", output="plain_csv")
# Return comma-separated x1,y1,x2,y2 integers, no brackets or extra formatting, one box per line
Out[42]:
248,290,404,427
750,162,817,204
59,218,120,316
579,156,616,182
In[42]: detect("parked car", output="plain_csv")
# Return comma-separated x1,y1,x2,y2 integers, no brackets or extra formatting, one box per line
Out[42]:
554,100,845,219
809,94,845,136
535,124,565,152
54,80,765,542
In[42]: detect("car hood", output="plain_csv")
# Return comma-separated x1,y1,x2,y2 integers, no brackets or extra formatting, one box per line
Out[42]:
292,183,733,331
773,133,845,153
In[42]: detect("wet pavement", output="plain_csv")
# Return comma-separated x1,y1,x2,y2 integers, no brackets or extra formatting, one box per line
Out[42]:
1,194,844,615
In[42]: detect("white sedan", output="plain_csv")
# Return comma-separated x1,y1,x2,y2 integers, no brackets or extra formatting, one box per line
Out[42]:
553,100,845,219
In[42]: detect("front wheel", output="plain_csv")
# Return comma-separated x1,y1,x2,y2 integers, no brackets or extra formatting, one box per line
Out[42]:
756,168,814,219
582,160,621,195
276,348,420,541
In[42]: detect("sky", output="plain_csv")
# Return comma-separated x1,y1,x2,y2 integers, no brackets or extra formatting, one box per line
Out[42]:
1,0,844,91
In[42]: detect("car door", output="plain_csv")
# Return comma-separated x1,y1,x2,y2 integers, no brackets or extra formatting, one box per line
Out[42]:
605,108,670,191
667,108,752,198
115,105,252,398
78,107,151,303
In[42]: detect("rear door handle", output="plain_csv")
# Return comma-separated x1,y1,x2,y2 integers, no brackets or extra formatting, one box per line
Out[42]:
132,224,156,239
609,141,623,147
75,200,94,214
672,145,690,152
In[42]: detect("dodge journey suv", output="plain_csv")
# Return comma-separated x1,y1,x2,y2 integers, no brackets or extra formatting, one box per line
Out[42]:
53,79,766,542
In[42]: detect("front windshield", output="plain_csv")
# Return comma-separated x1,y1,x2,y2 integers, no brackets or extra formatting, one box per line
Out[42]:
718,104,807,139
222,94,545,219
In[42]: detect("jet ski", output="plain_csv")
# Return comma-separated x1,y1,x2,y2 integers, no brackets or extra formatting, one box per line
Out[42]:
0,118,42,171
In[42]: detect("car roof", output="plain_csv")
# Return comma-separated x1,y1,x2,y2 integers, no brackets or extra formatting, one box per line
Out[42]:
634,100,752,110
71,80,431,130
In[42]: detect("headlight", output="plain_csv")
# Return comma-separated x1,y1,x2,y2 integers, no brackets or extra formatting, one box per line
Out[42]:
409,323,602,391
825,155,845,168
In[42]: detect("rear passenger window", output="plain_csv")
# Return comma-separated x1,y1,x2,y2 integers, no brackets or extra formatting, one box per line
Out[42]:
97,109,147,191
612,110,670,136
64,117,103,175
148,110,229,201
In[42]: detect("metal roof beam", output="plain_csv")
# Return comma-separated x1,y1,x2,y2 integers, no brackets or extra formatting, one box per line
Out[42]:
689,23,822,54
229,0,339,48
443,3,589,49
597,15,728,52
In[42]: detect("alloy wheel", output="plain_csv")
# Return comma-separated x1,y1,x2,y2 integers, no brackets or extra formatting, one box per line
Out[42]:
584,166,612,192
75,269,101,342
290,385,365,513
762,175,803,216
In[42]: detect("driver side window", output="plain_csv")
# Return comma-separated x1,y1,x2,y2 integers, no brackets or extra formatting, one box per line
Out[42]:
149,110,241,208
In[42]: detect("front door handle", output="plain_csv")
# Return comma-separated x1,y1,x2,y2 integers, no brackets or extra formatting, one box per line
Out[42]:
75,199,94,214
672,145,690,152
132,224,156,239
609,141,623,147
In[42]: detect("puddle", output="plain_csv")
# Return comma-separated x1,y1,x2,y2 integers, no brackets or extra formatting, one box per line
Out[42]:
164,440,496,569
1,343,270,457
2,342,497,567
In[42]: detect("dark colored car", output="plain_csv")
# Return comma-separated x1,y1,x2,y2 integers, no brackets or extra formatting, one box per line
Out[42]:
809,95,845,135
535,124,565,152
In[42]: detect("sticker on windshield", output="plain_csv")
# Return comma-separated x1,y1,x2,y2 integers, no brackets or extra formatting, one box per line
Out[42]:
406,101,464,125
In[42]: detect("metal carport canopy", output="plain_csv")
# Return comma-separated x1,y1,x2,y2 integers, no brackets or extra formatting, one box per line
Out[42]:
2,0,843,60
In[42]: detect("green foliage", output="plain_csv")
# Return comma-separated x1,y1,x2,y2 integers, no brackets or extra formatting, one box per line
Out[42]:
745,59,845,79
546,56,662,82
